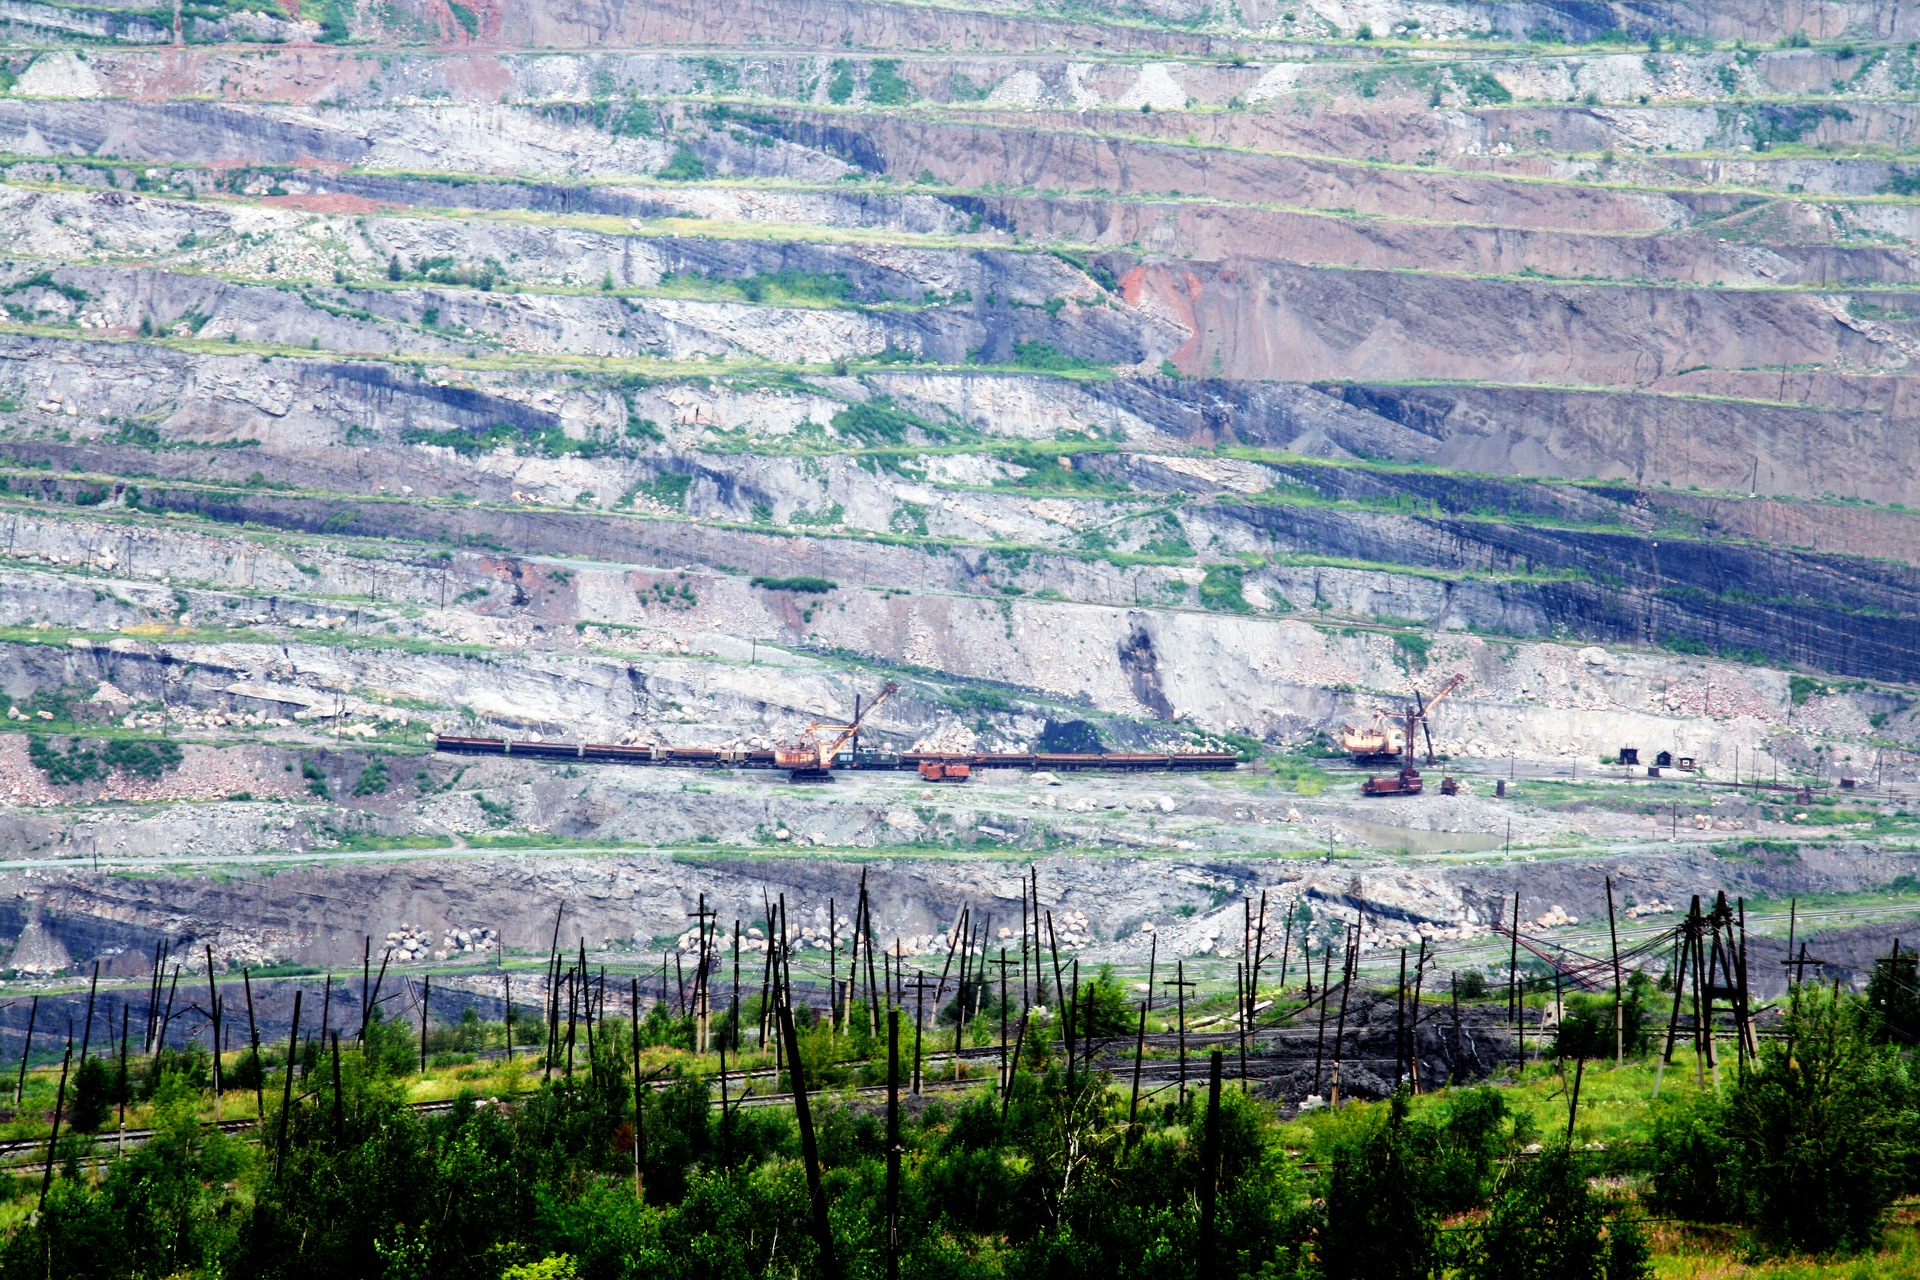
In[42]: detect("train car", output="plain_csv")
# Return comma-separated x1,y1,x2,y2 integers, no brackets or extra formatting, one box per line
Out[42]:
434,736,508,756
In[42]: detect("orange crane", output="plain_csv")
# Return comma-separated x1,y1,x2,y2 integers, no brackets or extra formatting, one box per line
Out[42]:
1359,672,1466,797
775,682,898,780
1410,673,1466,765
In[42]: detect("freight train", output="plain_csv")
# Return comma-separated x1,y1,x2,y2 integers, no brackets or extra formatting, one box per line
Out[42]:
432,735,1239,777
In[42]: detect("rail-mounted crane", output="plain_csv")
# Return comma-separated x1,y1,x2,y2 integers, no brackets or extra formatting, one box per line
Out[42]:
1354,672,1468,796
775,682,899,780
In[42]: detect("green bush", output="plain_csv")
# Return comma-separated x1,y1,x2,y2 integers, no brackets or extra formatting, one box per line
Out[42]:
1199,564,1252,613
657,145,707,182
749,576,836,594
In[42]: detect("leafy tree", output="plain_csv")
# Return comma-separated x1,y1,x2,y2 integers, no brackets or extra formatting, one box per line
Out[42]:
1722,987,1916,1253
1468,1143,1647,1280
1320,1093,1437,1280
1646,1090,1732,1221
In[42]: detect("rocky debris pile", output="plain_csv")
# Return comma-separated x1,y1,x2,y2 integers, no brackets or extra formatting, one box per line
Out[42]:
1624,900,1675,919
440,926,497,958
1534,905,1580,928
386,925,434,962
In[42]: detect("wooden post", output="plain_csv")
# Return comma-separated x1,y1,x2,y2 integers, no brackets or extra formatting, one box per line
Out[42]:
243,968,265,1118
37,1044,71,1211
15,995,36,1106
419,975,430,1075
630,976,644,1202
366,947,391,1061
505,973,514,1059
1169,961,1194,1103
886,1009,901,1280
827,898,837,1034
1330,928,1355,1107
1394,948,1408,1088
1655,916,1691,1098
1198,1051,1224,1276
359,935,372,1046
1508,894,1521,1025
1606,877,1624,1068
777,1000,840,1280
203,947,223,1115
1449,973,1463,1085
116,1006,129,1157
273,991,303,1178
78,961,100,1062
1125,1004,1147,1151
1312,948,1331,1096
1409,938,1427,1093
330,1031,343,1146
1002,1013,1027,1124
1566,1055,1585,1143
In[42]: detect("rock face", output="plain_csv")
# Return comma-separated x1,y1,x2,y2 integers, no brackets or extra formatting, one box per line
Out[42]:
0,0,1915,992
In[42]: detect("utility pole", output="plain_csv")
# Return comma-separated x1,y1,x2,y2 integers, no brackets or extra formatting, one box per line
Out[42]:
1164,962,1196,1103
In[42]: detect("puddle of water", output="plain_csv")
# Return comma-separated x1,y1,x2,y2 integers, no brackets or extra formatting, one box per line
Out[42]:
1338,820,1505,854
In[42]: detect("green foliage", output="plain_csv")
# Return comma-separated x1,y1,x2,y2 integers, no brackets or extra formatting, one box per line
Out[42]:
1320,1095,1438,1279
749,576,836,594
1392,631,1432,671
302,759,330,799
446,0,478,35
827,59,856,103
635,472,692,509
402,422,608,460
352,758,390,796
1004,340,1103,372
1790,674,1829,705
1722,987,1914,1253
1074,965,1135,1036
27,736,182,785
866,59,916,105
657,145,708,182
1198,564,1252,613
831,397,942,445
1551,991,1652,1060
1867,949,1920,1046
1459,71,1513,104
68,1057,117,1135
1468,1144,1647,1280
1646,1091,1734,1221
5,270,91,304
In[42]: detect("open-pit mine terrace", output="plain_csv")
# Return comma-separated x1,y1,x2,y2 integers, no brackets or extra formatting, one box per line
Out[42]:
0,0,1914,1048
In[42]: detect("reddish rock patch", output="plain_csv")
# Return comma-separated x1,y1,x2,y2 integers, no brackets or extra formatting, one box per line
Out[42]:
260,192,388,214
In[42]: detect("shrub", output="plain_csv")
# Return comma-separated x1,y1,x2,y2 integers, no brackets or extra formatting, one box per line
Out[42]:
749,576,836,594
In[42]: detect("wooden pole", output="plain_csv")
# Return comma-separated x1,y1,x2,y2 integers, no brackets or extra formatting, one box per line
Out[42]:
78,961,99,1062
273,990,303,1177
1606,877,1624,1067
1409,938,1427,1093
1125,1003,1147,1151
1395,948,1408,1087
1566,1055,1585,1142
115,1006,129,1157
1449,973,1463,1085
777,1000,840,1280
1312,946,1332,1095
419,975,430,1074
330,1031,343,1146
37,1044,71,1212
1330,928,1355,1107
243,968,265,1119
629,977,643,1201
1198,1051,1224,1276
203,947,222,1114
886,1009,900,1280
15,995,36,1107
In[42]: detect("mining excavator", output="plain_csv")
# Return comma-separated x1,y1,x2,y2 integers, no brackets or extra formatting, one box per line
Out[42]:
775,682,899,780
1351,672,1467,796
